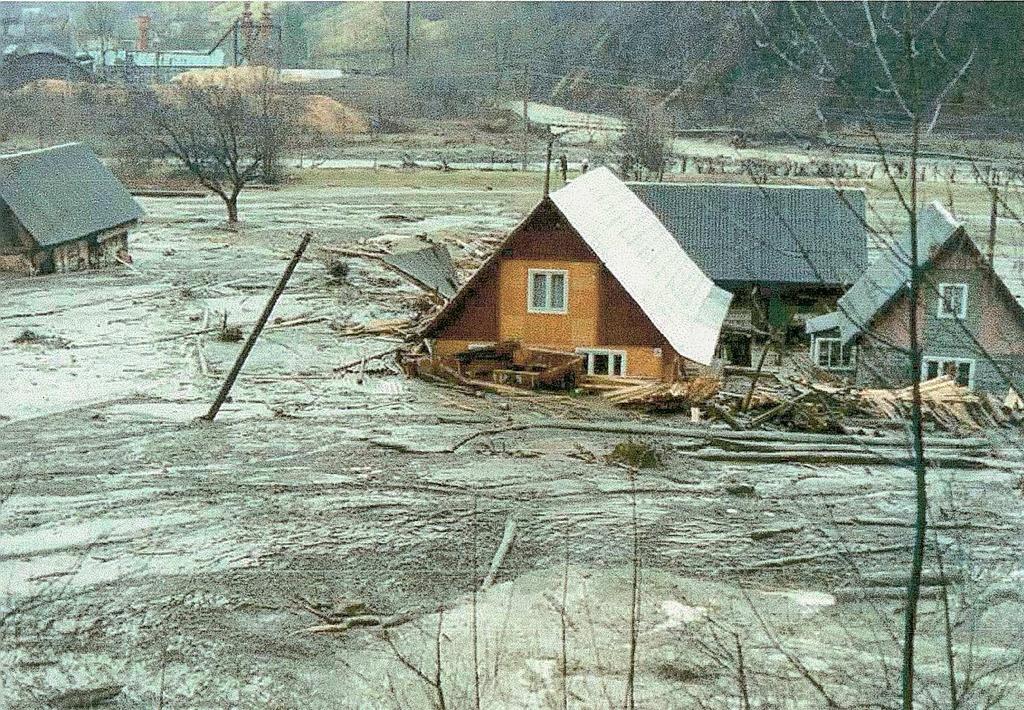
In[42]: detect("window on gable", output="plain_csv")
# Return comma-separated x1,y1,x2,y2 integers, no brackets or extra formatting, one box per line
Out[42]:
812,337,854,370
937,283,968,319
528,269,568,313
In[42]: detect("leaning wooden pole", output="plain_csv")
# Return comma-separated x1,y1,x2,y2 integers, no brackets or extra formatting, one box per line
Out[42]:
200,232,312,421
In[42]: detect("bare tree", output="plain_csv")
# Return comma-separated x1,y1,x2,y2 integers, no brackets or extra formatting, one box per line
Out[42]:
140,68,293,226
747,3,981,708
617,89,673,182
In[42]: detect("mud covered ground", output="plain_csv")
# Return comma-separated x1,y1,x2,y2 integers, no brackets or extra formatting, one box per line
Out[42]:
2,174,1024,708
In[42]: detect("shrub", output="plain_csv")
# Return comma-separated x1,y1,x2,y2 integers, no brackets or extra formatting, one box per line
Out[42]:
606,438,662,469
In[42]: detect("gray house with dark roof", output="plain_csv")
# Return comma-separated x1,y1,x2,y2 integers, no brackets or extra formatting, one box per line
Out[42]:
806,202,1024,395
0,143,143,275
628,182,868,366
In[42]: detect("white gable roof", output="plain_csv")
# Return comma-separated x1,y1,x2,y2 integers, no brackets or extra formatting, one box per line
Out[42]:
550,167,732,365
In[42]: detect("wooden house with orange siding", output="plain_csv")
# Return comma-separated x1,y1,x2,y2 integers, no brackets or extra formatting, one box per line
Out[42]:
421,167,733,383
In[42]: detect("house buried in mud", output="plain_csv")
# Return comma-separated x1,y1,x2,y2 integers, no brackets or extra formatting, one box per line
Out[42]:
629,182,867,367
0,143,143,275
807,202,1024,395
418,167,733,385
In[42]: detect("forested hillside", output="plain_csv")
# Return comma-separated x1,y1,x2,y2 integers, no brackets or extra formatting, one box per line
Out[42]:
51,1,1024,135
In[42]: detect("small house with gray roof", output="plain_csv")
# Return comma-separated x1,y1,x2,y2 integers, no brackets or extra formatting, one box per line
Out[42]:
629,182,868,366
0,143,143,275
806,202,1024,395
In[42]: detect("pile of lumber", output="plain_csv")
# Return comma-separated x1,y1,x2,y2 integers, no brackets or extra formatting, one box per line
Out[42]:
601,376,721,411
859,376,1005,430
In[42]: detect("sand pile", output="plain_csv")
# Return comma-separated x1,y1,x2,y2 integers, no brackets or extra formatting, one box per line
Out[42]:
301,94,370,136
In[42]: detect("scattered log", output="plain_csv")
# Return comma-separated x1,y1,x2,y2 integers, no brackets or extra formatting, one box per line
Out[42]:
750,525,804,540
741,543,909,570
706,402,745,430
47,685,123,708
857,570,959,587
303,611,415,634
834,586,943,603
434,418,989,454
691,447,1002,469
482,515,517,589
333,347,405,374
748,390,815,427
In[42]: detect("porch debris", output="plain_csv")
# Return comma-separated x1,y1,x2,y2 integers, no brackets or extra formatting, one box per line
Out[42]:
412,341,584,391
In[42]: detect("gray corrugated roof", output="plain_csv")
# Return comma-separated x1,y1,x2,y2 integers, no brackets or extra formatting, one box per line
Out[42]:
0,143,143,247
627,182,867,287
382,243,459,300
806,201,961,343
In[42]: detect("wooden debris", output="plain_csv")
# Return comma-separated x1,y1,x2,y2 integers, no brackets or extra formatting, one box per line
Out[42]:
331,317,417,338
601,376,721,411
859,376,987,430
47,685,123,708
482,516,517,589
692,447,1003,469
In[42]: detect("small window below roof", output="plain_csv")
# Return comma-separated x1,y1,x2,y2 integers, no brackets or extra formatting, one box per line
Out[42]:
937,283,968,319
528,269,568,314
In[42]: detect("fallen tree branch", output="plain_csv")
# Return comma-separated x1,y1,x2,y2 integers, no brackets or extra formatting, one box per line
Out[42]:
482,515,517,589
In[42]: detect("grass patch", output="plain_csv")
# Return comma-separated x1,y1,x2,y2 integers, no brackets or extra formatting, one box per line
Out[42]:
290,166,540,193
606,438,662,469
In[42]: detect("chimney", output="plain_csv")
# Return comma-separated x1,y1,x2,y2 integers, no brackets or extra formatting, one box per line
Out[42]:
136,15,150,51
260,3,272,38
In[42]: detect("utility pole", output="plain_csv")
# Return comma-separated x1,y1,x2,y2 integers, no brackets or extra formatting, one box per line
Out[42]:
200,233,312,422
521,62,530,172
987,184,998,269
404,1,411,66
544,134,554,196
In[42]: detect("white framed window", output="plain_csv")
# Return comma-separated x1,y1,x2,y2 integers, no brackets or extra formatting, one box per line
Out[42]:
576,348,627,376
937,283,968,319
527,269,568,314
923,356,975,389
811,336,854,370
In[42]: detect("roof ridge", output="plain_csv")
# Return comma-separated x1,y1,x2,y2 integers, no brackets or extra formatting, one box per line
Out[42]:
625,180,867,194
0,142,83,162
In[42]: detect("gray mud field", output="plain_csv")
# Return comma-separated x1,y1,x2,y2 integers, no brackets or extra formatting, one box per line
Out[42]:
3,181,1024,708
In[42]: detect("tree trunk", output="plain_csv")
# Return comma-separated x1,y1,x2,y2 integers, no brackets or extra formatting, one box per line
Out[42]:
225,194,239,225
900,30,927,710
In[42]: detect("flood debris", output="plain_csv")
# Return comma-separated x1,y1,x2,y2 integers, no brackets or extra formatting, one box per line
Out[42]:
12,329,69,348
381,243,458,300
859,375,1010,430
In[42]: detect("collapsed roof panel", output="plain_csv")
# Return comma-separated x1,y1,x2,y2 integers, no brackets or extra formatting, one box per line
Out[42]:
381,242,458,300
